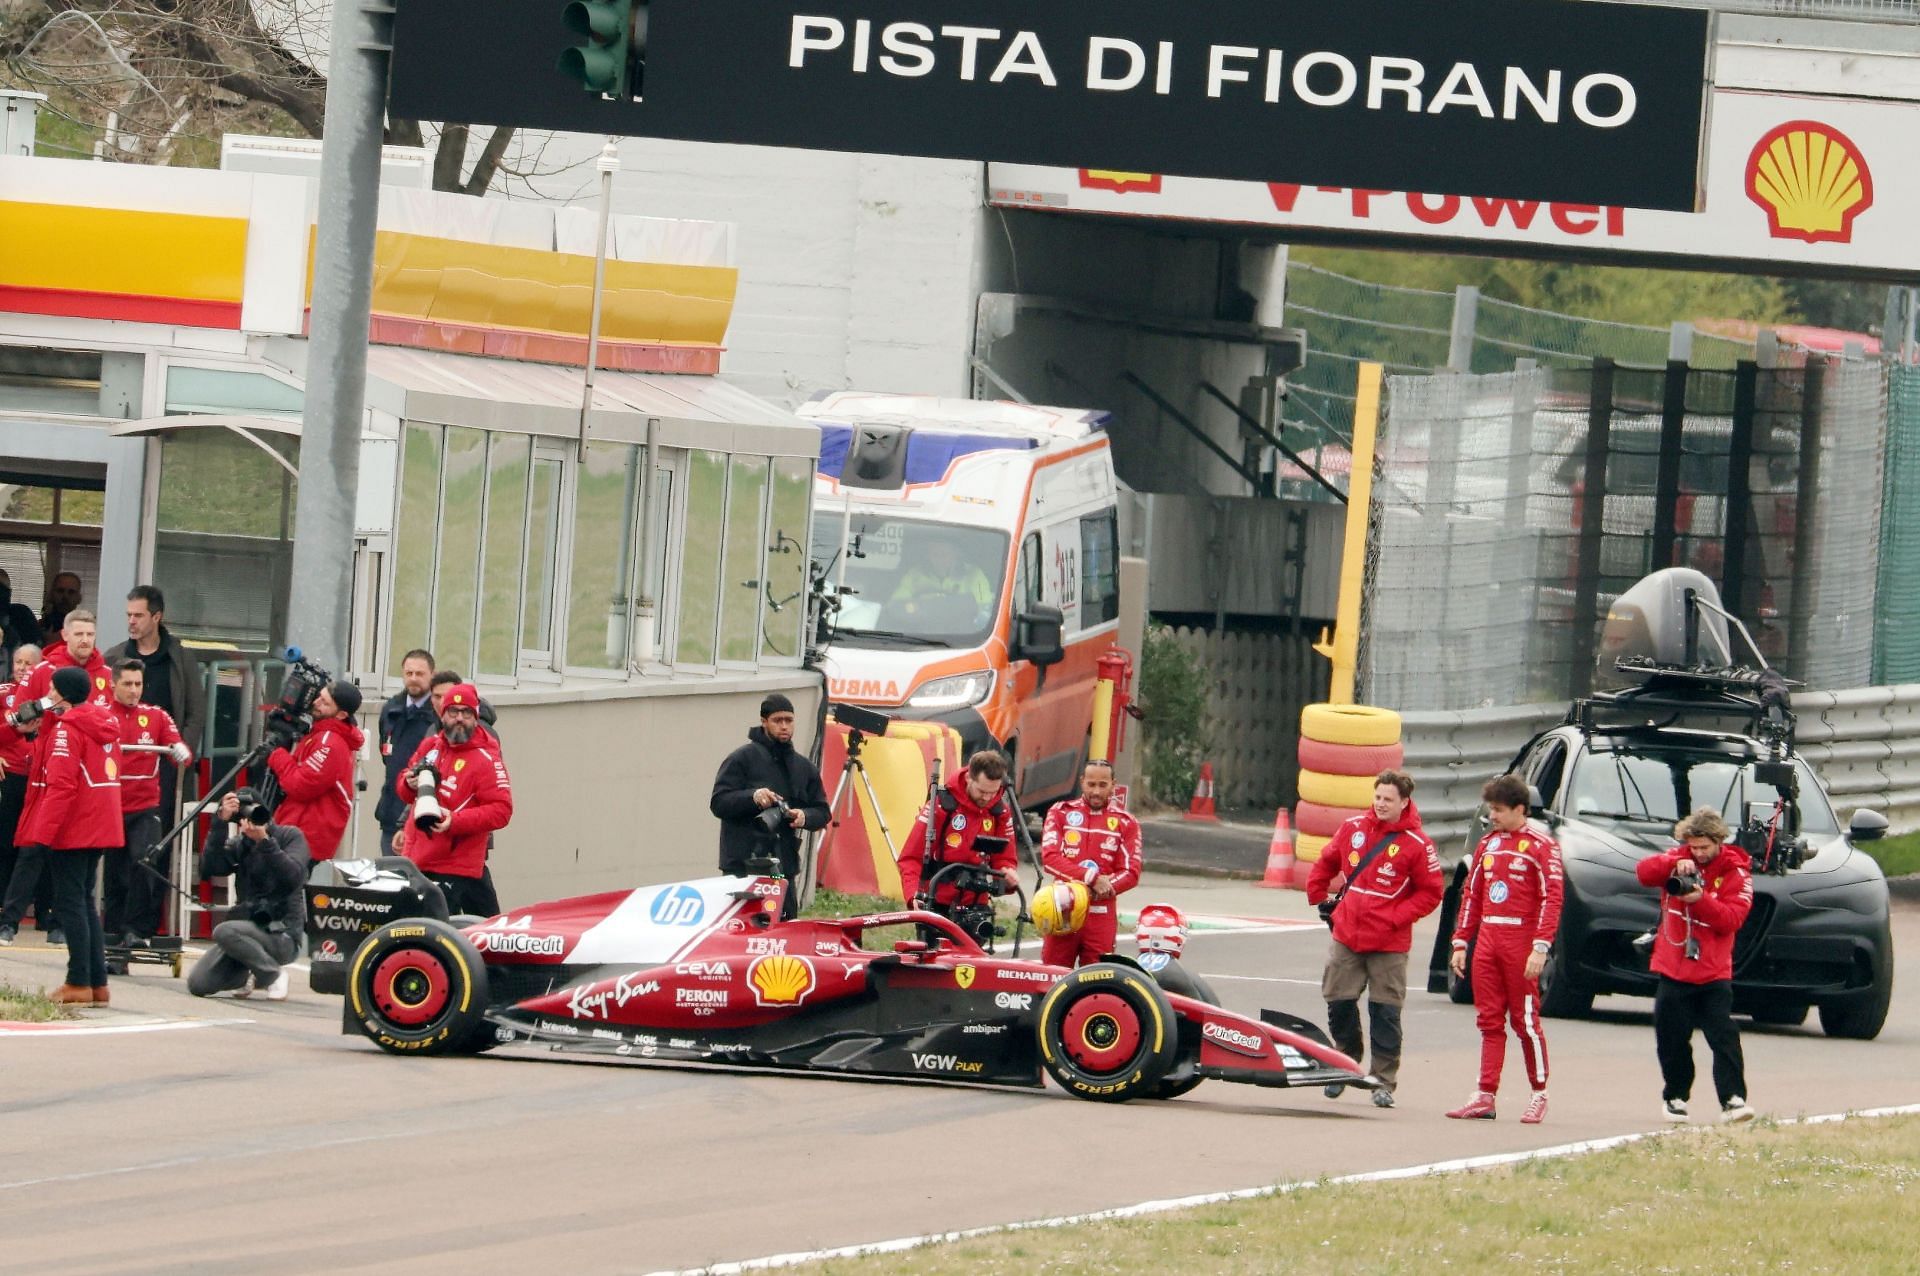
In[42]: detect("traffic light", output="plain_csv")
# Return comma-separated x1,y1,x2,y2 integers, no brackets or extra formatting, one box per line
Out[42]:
559,0,639,98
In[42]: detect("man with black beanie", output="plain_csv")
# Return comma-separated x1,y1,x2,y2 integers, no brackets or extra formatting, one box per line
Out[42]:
710,694,829,916
264,680,365,868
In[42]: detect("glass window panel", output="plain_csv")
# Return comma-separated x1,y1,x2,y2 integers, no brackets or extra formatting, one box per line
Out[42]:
675,450,726,667
60,489,105,527
718,457,769,664
565,442,641,670
632,467,672,666
156,429,299,537
477,435,529,678
1079,511,1119,625
386,425,442,676
163,366,303,418
761,458,812,661
430,427,486,676
522,457,562,656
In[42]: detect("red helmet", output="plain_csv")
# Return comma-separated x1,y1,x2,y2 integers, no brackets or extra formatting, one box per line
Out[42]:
1134,903,1188,956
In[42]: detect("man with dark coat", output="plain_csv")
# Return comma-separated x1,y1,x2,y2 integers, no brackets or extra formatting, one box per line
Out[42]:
103,584,203,767
376,650,438,853
710,694,829,914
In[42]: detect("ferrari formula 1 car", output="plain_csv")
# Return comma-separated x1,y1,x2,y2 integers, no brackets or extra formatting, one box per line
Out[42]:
340,873,1369,1104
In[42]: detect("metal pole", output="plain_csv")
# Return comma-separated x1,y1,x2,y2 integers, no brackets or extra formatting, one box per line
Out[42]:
286,0,393,673
1313,361,1382,704
577,138,620,463
1448,285,1479,372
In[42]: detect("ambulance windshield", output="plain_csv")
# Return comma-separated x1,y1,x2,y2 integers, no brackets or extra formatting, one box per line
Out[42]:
810,513,1008,648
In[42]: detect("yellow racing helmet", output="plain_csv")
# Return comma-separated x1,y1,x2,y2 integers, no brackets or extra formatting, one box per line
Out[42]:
1030,880,1092,937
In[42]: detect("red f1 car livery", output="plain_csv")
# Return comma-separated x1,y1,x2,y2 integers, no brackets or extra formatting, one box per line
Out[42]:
342,873,1370,1104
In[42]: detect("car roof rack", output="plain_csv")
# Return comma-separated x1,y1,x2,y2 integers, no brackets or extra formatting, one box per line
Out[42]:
1570,658,1798,752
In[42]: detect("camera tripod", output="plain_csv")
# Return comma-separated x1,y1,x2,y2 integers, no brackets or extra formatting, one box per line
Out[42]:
817,723,902,883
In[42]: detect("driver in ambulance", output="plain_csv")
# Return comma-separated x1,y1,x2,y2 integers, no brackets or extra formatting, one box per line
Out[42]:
890,539,993,623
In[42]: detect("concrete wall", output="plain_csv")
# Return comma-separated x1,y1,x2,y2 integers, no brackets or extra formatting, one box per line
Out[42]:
523,139,985,409
349,673,823,907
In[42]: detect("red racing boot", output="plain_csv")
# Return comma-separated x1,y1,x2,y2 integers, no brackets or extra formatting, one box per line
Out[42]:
1446,1092,1498,1120
1521,1092,1548,1124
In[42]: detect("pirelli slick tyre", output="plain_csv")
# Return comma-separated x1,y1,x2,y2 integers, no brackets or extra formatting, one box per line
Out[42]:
1296,800,1366,839
1298,769,1378,810
1038,963,1180,1103
1296,832,1330,863
1300,703,1402,748
1296,737,1405,777
348,917,491,1056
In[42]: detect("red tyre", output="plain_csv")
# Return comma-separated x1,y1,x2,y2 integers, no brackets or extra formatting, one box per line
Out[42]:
1295,800,1366,838
1297,737,1405,777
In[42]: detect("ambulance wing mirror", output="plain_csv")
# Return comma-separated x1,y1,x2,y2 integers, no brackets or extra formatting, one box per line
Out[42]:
1013,603,1065,667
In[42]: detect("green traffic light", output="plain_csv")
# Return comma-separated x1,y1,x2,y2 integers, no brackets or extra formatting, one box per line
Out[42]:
559,0,634,97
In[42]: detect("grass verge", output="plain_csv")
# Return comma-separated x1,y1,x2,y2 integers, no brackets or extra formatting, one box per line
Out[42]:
1863,829,1920,879
799,1114,1920,1274
0,980,76,1023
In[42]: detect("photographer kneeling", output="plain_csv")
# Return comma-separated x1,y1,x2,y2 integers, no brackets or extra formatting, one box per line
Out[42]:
188,792,306,1001
1634,807,1756,1124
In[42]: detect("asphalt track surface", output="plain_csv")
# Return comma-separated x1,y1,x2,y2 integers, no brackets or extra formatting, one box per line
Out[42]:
2,874,1914,1276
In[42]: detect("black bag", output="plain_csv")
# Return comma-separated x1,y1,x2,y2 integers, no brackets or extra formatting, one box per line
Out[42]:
1318,833,1399,927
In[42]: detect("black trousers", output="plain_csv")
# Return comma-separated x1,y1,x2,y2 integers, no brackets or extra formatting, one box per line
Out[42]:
49,850,107,988
428,871,500,919
1653,976,1747,1105
0,771,54,930
103,809,167,938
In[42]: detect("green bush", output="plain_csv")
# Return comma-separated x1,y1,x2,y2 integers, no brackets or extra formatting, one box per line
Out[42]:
1139,624,1210,806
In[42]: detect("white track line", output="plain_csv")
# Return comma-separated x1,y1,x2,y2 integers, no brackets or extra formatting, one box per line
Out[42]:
648,1103,1920,1276
0,1019,243,1038
1205,973,1323,987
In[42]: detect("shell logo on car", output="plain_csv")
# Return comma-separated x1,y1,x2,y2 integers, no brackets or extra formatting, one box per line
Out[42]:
1745,120,1873,245
749,954,816,1007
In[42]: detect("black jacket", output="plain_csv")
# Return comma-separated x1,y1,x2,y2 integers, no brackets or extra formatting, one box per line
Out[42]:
201,822,308,936
104,626,203,749
710,727,830,875
375,692,440,828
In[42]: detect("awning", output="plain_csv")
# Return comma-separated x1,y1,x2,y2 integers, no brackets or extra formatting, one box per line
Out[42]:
259,339,818,458
108,413,299,476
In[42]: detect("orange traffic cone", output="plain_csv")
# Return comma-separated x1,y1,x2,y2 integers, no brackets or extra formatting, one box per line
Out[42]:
1184,762,1219,822
1258,808,1296,888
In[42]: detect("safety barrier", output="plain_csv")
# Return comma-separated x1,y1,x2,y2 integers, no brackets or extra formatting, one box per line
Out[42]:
1399,686,1920,859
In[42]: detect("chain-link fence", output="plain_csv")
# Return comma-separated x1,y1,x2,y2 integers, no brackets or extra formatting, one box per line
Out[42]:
1875,364,1920,683
1360,356,1888,710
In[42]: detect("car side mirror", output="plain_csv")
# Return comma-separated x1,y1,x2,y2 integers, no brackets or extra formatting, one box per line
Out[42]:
1013,603,1065,667
1848,808,1889,843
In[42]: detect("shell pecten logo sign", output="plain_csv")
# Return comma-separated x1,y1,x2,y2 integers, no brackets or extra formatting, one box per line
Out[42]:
1745,120,1873,245
748,954,816,1007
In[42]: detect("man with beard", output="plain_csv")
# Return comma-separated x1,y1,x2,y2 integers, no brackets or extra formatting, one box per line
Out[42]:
710,694,830,917
1038,759,1141,967
395,683,512,916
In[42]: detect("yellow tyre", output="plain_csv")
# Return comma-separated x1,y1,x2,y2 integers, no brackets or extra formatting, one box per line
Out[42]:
1298,768,1379,809
1300,703,1403,747
1296,832,1330,863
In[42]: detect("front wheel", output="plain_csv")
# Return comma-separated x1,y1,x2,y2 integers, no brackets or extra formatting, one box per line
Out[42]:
1819,973,1893,1041
348,917,491,1056
1536,941,1594,1019
1037,963,1180,1103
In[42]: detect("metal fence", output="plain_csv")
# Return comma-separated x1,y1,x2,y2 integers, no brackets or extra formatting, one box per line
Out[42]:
1594,0,1918,19
1162,625,1327,810
1875,364,1920,683
1360,356,1889,711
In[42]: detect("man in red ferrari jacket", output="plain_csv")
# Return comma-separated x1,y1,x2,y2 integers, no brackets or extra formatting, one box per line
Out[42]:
266,680,364,866
1038,759,1141,968
900,750,1020,913
1636,806,1756,1125
0,643,49,946
17,665,122,1004
21,608,111,709
395,683,511,917
1306,769,1444,1108
1447,774,1564,1124
104,659,192,945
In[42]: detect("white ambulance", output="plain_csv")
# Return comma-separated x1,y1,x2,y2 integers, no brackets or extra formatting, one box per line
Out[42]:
804,392,1120,807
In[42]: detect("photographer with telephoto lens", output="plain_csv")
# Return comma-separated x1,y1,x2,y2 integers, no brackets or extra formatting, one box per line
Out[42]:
393,684,511,917
1635,806,1757,1125
188,791,307,1000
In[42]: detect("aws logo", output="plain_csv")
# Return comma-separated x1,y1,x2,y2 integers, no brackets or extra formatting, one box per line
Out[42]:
1746,120,1872,245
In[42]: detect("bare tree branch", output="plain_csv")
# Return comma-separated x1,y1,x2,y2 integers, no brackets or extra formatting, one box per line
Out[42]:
461,124,512,195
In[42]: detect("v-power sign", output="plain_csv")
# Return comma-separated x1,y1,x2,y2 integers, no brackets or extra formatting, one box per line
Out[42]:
388,0,1711,211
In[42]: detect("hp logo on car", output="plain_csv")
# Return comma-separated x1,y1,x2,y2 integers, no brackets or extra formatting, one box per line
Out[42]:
650,885,706,926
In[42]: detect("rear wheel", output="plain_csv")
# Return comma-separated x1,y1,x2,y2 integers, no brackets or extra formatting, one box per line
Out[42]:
1037,963,1179,1102
1447,939,1475,1005
1537,940,1594,1019
348,918,491,1056
1819,972,1893,1041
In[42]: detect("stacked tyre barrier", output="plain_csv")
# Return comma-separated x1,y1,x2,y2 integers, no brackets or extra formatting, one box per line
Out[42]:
1291,704,1405,890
